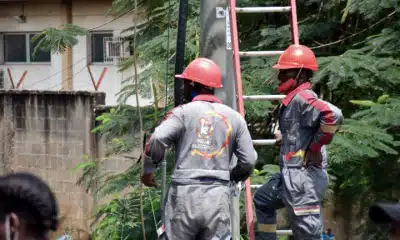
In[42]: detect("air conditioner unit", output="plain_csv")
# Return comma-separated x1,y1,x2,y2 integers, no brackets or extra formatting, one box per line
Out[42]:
0,69,4,89
104,36,130,64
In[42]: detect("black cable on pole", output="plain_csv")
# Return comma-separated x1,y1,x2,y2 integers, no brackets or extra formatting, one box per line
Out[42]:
174,0,189,106
160,0,172,217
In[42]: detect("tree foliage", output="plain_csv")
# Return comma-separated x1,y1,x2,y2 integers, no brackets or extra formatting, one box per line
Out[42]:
36,0,400,239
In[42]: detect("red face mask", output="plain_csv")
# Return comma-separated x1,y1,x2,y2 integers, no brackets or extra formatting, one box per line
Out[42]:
277,78,297,94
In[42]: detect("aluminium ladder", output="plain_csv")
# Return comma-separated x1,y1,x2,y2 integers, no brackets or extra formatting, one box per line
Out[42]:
228,0,299,239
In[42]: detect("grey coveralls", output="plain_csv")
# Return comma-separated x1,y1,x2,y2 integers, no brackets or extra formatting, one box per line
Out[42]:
144,94,257,240
253,82,343,240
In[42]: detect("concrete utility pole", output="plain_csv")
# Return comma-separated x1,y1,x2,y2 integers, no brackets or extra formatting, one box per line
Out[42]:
200,1,240,239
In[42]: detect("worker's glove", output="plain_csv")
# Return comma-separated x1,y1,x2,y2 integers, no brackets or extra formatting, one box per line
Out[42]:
274,131,282,146
141,173,157,187
304,150,323,169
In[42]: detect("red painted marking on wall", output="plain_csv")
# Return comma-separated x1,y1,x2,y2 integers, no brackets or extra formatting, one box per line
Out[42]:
7,68,28,89
16,71,28,89
95,67,107,90
7,68,15,88
87,66,108,91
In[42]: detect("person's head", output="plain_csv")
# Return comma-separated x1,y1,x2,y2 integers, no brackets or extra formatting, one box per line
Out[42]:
175,57,222,101
369,202,400,239
0,172,59,240
327,228,332,234
272,44,318,94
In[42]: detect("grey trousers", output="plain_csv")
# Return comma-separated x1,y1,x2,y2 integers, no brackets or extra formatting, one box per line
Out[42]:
254,167,328,240
161,182,232,240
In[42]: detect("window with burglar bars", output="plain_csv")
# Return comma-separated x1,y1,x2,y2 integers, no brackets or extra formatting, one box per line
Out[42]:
103,36,130,63
0,70,4,89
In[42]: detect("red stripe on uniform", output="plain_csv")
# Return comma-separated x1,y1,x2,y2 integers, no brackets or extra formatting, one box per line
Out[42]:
297,91,335,125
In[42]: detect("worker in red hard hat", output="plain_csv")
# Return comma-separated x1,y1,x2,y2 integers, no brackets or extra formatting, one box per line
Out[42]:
141,57,257,240
253,45,343,240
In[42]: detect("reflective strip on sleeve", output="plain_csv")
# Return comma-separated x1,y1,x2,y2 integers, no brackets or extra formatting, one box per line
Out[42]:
293,205,321,216
320,124,340,134
258,224,277,233
157,225,165,237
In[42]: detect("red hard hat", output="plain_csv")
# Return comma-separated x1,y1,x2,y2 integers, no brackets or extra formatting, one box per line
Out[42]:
273,44,318,71
175,57,223,88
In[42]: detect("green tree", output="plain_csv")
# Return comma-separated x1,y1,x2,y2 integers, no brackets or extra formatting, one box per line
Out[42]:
35,0,400,239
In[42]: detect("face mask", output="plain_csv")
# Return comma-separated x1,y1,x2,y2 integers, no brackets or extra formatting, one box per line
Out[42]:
5,215,18,240
277,78,297,94
276,68,303,94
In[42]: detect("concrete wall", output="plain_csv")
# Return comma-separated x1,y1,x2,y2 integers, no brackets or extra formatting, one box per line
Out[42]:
0,90,105,229
0,1,154,106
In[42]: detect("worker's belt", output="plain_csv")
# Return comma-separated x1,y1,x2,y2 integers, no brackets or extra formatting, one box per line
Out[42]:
258,224,276,233
172,169,230,181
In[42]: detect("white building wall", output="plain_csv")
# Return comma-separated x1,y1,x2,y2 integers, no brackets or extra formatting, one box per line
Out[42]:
0,2,153,106
0,3,62,90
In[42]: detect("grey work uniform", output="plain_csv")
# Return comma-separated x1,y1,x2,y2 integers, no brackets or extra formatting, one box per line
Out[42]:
253,82,343,240
144,94,257,240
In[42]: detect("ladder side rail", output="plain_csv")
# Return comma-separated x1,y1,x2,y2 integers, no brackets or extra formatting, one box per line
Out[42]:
229,0,245,115
289,0,299,45
228,0,256,240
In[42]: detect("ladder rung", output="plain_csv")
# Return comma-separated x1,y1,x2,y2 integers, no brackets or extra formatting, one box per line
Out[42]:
252,139,276,145
239,51,284,57
243,95,286,101
235,7,291,13
277,230,293,235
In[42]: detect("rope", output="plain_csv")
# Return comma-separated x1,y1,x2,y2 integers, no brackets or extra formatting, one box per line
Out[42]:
146,0,173,233
148,190,158,229
164,0,171,117
130,0,147,239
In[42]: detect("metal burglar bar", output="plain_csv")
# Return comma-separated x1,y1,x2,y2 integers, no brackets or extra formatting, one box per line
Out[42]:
228,0,300,239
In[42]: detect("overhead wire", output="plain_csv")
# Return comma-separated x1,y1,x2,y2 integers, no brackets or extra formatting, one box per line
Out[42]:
45,65,88,90
311,10,396,49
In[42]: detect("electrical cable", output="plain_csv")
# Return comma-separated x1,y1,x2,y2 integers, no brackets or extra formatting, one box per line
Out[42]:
45,65,87,90
160,0,172,213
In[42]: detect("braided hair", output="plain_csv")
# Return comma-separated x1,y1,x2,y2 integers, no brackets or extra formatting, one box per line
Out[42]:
0,172,59,234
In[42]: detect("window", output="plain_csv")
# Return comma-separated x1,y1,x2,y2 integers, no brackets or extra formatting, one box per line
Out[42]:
29,34,51,62
91,32,113,63
2,33,51,63
4,35,26,62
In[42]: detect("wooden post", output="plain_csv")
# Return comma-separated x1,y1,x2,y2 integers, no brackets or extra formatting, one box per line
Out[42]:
61,0,73,90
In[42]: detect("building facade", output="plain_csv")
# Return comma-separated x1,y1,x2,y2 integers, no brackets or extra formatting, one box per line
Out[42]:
0,0,154,106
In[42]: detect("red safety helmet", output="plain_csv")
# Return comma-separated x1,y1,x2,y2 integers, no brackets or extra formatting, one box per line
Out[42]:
273,45,318,71
175,57,223,88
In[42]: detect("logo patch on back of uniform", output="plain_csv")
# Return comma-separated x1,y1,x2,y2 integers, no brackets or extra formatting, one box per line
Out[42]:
191,111,232,159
